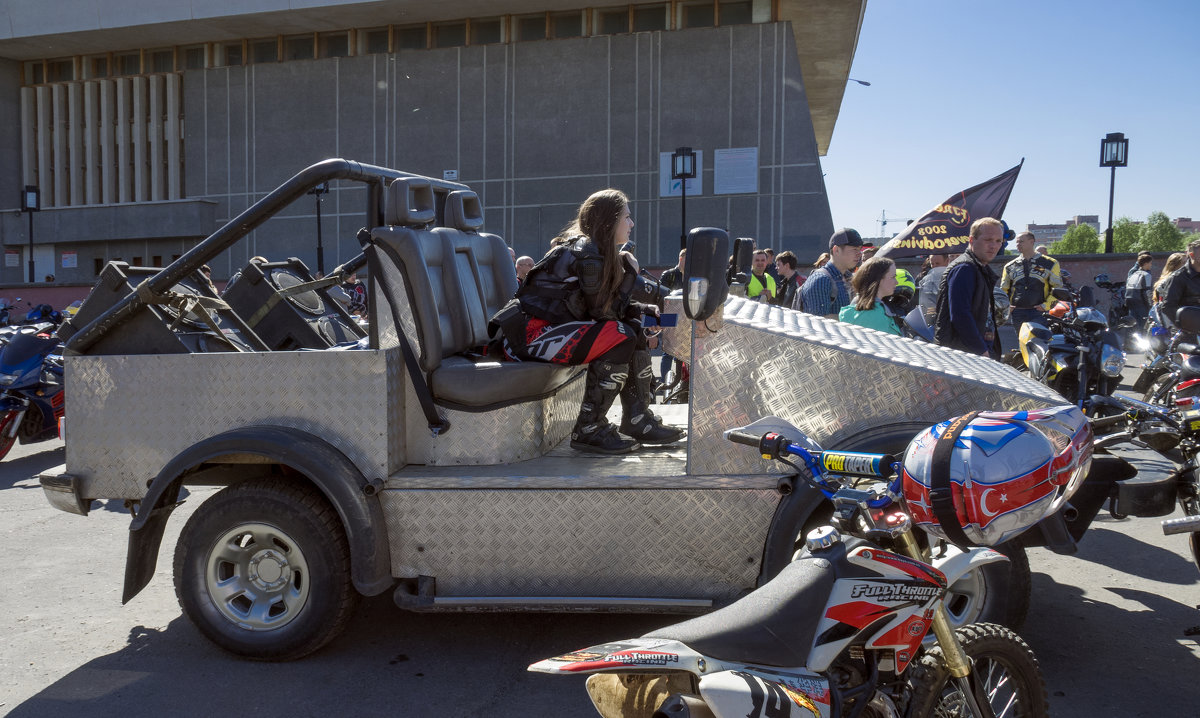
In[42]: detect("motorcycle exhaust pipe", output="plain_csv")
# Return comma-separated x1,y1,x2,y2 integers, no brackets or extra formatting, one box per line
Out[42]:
1162,514,1200,536
653,694,716,718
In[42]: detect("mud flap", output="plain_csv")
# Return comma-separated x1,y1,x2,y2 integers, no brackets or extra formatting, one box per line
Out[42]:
585,673,698,718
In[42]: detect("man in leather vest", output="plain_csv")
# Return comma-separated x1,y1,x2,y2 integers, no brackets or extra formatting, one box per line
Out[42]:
1000,231,1063,331
933,218,1005,359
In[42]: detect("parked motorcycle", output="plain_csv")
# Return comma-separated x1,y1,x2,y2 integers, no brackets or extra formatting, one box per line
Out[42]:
0,297,22,326
1017,286,1125,406
0,326,65,460
531,408,1094,717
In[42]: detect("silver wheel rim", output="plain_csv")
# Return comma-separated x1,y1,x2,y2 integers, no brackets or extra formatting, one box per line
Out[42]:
933,656,1023,718
204,522,311,631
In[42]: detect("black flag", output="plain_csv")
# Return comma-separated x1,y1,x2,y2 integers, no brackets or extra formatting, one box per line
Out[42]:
876,160,1023,260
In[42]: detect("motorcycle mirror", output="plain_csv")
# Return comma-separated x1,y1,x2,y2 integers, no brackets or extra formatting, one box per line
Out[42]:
1176,306,1200,334
1051,287,1073,301
729,237,754,285
683,227,731,322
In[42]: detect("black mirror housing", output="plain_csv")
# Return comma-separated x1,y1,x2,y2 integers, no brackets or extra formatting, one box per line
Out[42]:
683,227,731,321
730,237,754,284
1177,306,1200,333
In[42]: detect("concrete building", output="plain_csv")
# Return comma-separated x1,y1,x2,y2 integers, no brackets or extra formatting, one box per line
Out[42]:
1175,217,1200,234
1026,215,1100,245
0,0,865,285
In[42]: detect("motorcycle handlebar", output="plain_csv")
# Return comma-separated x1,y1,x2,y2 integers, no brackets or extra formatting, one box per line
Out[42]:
725,430,762,449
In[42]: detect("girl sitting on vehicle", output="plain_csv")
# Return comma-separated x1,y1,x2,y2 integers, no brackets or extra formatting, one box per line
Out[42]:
505,189,683,454
839,256,902,336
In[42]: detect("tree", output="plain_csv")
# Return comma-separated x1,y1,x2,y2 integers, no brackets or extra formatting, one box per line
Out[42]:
1112,217,1140,253
1051,223,1101,254
1138,211,1185,252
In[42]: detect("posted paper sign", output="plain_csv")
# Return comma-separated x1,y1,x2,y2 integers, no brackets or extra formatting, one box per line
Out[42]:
4,251,17,268
659,151,704,197
714,147,758,195
61,251,77,268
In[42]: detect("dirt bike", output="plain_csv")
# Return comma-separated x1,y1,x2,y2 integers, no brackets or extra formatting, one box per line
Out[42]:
530,408,1093,717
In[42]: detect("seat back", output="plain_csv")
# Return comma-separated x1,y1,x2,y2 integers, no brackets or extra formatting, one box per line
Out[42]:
370,181,516,372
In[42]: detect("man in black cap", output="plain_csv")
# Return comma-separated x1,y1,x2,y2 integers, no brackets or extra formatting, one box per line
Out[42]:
797,228,863,317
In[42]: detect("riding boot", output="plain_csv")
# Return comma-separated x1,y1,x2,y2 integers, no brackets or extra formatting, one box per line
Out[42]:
571,360,641,454
619,350,685,445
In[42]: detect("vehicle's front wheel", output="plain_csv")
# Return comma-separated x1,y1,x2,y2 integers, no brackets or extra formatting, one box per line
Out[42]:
173,477,358,661
941,541,1031,632
908,622,1048,717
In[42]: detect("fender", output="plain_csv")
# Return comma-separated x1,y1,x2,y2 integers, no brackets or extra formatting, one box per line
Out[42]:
122,425,393,603
932,545,1008,586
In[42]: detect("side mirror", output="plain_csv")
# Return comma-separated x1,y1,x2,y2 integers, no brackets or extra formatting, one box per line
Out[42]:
729,237,754,285
1076,285,1095,308
683,228,731,321
1177,306,1200,334
1051,287,1072,301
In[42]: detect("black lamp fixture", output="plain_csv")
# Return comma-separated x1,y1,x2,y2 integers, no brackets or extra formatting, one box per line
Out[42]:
1099,132,1128,254
20,185,40,283
307,181,330,274
671,147,697,252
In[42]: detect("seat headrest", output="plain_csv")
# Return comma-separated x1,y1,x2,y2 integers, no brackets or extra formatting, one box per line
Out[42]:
444,190,484,232
385,178,436,226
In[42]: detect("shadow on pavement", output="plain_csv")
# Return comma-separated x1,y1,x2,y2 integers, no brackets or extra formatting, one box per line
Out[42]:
4,594,671,718
1063,522,1200,585
0,446,63,491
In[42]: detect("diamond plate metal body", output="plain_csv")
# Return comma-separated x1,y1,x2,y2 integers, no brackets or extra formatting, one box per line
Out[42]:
65,349,400,500
683,296,1065,476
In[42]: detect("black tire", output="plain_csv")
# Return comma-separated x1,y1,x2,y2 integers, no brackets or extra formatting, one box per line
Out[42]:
940,541,1031,633
1143,373,1175,406
173,478,359,661
908,622,1048,718
1049,370,1080,404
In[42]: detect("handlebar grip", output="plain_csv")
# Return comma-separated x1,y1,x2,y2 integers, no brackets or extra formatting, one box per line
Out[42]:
725,430,763,448
817,451,897,478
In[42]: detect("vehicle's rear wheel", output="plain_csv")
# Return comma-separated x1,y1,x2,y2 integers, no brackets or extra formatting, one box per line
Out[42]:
174,477,358,661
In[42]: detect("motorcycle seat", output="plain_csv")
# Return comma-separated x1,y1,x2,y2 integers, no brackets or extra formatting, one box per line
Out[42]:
1179,355,1200,383
642,553,835,668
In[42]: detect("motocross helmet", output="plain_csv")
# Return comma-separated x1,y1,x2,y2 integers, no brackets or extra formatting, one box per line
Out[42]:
893,268,916,303
902,405,1092,546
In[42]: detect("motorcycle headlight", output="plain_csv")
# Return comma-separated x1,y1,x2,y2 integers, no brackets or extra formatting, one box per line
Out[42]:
0,372,21,386
1101,344,1126,378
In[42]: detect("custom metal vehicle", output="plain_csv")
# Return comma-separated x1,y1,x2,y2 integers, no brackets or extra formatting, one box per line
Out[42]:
37,159,1142,661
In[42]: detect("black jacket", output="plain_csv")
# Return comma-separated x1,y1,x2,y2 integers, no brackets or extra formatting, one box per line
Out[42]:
1161,263,1200,328
933,249,1000,358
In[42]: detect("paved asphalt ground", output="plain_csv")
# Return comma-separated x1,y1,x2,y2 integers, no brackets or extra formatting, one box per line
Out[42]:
2,348,1199,717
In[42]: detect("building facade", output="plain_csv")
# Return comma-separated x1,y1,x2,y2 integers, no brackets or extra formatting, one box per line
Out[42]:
1025,215,1100,245
0,0,864,284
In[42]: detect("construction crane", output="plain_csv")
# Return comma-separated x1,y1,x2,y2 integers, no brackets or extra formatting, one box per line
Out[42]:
878,209,915,239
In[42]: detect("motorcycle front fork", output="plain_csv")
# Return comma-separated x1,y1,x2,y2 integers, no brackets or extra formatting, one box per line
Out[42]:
895,529,996,718
3,400,29,439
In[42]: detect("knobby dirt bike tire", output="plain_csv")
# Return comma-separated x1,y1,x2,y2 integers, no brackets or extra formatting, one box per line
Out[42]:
908,622,1048,718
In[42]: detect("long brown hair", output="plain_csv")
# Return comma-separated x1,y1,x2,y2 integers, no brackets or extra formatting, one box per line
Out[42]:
851,257,895,311
563,189,628,307
1154,251,1187,302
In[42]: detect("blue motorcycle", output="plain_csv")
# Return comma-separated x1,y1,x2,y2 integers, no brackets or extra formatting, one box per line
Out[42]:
0,327,64,460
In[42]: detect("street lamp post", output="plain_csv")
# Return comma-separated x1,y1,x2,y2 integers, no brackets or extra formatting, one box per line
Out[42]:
1099,132,1129,254
20,186,39,283
670,147,697,252
307,181,329,274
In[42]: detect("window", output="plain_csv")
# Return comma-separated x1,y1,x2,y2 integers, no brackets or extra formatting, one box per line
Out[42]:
222,43,244,66
182,46,206,70
595,7,629,35
515,14,546,41
284,35,314,61
152,255,163,267
633,4,669,32
362,27,390,54
149,49,174,73
719,0,753,25
318,32,350,58
133,256,143,267
250,38,278,64
433,22,466,48
87,55,109,79
94,258,104,276
46,58,74,82
550,11,583,39
470,18,503,45
681,1,715,28
25,61,44,85
116,52,141,75
395,25,427,50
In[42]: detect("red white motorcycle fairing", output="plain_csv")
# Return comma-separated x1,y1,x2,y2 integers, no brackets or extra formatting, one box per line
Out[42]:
529,638,835,718
806,545,946,675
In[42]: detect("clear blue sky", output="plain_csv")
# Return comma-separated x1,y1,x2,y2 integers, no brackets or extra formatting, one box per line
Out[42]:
822,0,1200,240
